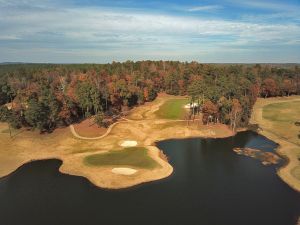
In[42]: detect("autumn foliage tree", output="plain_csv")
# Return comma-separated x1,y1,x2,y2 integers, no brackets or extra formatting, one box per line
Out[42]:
282,79,295,96
0,62,299,132
202,100,219,124
261,78,278,97
230,99,242,131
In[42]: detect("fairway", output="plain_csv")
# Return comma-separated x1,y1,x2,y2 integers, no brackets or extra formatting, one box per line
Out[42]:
84,147,160,169
263,101,300,145
156,98,189,119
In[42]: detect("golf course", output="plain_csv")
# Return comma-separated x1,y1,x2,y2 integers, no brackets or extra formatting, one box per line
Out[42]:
1,94,300,191
0,94,233,189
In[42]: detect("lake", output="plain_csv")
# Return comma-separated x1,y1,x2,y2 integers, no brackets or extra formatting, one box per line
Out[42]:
0,131,299,225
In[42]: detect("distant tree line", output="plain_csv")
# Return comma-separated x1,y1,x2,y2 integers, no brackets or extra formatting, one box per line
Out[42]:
0,62,299,132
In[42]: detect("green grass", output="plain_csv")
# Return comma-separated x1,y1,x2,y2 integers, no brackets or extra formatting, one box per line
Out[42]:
83,147,160,169
263,101,300,122
156,98,189,120
262,101,300,145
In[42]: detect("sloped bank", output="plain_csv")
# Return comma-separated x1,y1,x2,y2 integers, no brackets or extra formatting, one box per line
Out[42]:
250,96,300,192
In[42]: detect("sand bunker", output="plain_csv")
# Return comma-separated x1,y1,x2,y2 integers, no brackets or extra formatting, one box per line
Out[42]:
111,167,137,175
120,140,138,147
184,103,199,109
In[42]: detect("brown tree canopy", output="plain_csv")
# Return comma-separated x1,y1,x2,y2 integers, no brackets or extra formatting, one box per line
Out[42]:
0,62,299,132
202,100,219,124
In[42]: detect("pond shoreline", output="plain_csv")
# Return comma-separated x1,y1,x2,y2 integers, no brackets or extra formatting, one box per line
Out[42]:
250,96,300,192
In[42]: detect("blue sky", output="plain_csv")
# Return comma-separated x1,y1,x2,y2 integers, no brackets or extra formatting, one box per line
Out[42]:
0,0,299,63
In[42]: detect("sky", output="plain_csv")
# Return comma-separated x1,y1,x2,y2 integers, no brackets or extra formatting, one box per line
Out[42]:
0,0,300,63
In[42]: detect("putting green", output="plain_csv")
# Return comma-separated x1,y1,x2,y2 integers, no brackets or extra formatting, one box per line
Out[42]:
156,98,189,120
84,147,160,169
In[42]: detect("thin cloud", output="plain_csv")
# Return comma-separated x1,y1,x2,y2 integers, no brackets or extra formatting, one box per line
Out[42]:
0,35,20,40
230,0,300,12
1,7,298,42
0,0,299,63
187,5,223,12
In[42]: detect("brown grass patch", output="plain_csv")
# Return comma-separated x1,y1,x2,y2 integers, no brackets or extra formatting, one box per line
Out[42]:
73,118,107,138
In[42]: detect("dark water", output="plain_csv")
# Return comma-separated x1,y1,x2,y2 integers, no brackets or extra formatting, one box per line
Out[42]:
0,131,299,225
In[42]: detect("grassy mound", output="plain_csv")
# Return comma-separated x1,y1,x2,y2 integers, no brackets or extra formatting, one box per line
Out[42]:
84,147,160,169
156,98,189,120
263,101,300,145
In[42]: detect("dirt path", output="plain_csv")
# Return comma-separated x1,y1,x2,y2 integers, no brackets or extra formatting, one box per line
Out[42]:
70,120,124,140
250,96,300,192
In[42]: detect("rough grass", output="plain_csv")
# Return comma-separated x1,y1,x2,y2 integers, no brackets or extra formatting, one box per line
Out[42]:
263,101,300,145
84,147,160,169
292,148,300,180
156,98,189,119
292,166,300,180
263,101,300,122
154,121,187,130
1,128,23,136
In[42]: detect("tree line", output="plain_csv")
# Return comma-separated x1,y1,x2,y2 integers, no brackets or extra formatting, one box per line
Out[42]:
0,62,299,132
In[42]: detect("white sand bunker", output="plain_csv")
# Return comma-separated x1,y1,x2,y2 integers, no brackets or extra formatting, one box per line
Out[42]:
184,103,199,109
111,167,137,175
120,140,137,147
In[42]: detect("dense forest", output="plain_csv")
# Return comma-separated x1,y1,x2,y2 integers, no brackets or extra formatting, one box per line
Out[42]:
0,62,299,133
